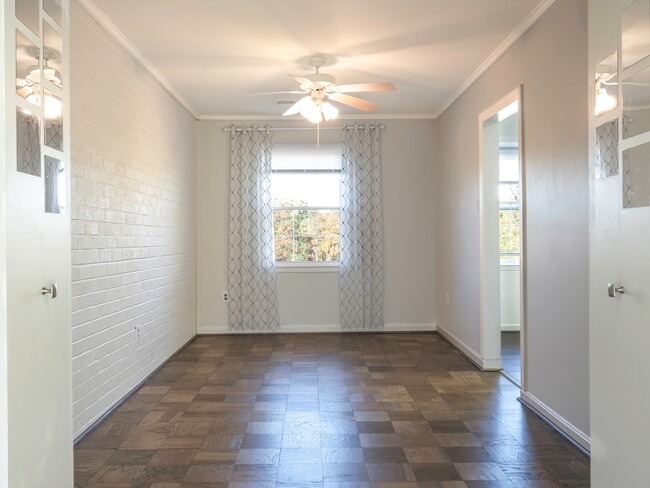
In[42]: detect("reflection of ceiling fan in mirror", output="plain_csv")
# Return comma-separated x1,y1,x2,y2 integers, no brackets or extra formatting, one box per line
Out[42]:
258,56,397,124
16,47,63,119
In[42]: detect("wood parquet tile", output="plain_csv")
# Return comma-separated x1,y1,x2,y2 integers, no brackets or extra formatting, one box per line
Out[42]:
74,333,589,488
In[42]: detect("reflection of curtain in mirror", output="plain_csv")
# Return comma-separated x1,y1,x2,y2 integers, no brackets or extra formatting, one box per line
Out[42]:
45,156,61,213
46,120,63,151
16,110,41,176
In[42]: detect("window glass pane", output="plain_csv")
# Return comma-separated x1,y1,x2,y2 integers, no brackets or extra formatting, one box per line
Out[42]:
499,209,520,255
295,236,316,262
623,64,650,139
16,0,39,35
295,210,316,234
16,30,40,106
45,155,65,213
272,173,340,207
274,237,293,262
273,209,340,262
44,21,63,87
44,91,63,151
16,107,41,176
318,235,340,262
44,0,63,26
272,143,341,170
317,209,340,235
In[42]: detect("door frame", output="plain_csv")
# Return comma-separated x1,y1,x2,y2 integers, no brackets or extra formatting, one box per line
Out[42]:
478,85,526,389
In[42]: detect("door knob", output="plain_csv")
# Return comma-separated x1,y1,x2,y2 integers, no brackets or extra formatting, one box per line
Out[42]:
41,284,57,299
608,283,624,297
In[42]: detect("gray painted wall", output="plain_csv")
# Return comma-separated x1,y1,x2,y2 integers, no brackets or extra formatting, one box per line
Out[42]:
196,119,437,332
435,0,590,437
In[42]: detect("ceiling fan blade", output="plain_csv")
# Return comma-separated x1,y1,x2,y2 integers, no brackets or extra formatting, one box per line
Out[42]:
283,96,312,116
334,82,396,93
327,92,378,112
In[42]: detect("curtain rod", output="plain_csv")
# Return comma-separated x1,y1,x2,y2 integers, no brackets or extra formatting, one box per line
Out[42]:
223,124,385,133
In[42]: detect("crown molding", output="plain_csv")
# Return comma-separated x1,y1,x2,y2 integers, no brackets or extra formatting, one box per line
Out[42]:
74,0,200,119
434,0,558,119
197,113,437,121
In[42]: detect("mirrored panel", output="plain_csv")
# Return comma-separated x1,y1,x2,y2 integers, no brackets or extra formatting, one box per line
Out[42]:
595,51,618,116
16,107,41,177
43,21,63,88
623,141,650,208
16,0,39,35
44,156,65,214
596,120,619,179
45,92,63,151
622,0,650,70
622,64,650,139
44,0,63,26
16,30,41,106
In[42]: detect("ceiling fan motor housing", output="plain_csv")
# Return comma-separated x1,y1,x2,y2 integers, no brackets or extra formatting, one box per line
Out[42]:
303,72,335,88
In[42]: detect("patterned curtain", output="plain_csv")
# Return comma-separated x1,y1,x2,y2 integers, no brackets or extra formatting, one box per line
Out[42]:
339,125,384,331
228,126,280,331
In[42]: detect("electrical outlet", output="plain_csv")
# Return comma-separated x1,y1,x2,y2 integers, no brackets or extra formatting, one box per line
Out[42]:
445,293,450,306
223,292,228,302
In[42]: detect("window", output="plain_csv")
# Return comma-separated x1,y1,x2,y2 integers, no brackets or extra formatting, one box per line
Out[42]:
499,146,520,265
271,143,341,263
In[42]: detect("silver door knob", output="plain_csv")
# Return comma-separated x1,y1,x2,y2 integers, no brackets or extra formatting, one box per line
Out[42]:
608,283,624,297
41,284,57,298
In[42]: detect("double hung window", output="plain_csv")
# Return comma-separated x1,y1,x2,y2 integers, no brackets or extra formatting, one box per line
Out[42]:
499,146,521,265
271,144,341,263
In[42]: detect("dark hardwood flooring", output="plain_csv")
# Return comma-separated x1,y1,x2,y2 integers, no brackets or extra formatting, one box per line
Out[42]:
74,333,589,487
501,332,521,386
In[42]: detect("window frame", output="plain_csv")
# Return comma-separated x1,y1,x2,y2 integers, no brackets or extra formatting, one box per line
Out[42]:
498,178,521,266
271,163,342,268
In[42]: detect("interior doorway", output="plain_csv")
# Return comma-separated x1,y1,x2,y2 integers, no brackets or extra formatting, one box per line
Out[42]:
479,88,524,388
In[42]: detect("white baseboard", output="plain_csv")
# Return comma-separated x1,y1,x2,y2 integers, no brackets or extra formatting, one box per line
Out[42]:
519,391,591,453
198,323,436,335
501,324,521,332
436,324,501,371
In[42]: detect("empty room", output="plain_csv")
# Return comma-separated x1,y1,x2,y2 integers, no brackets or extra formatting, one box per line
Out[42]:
1,0,648,487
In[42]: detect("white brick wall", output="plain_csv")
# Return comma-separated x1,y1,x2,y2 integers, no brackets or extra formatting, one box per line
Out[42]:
70,1,197,438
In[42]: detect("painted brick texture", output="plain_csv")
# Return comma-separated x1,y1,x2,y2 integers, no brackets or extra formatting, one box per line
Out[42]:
70,2,197,437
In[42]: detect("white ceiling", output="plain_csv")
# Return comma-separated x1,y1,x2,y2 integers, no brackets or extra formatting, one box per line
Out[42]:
90,0,546,119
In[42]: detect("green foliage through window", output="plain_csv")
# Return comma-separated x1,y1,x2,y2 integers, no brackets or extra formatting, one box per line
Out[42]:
273,206,340,262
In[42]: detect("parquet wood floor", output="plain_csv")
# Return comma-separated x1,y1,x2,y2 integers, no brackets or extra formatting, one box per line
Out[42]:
74,333,589,488
500,332,521,386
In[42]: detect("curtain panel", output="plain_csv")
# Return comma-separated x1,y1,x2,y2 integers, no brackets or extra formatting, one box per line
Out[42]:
228,126,280,331
340,125,385,331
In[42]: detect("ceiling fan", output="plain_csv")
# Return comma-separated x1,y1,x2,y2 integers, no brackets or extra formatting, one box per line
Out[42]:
264,56,396,124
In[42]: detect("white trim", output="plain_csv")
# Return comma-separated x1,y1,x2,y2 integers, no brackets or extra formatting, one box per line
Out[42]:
434,0,558,118
73,0,199,118
500,324,521,332
276,263,340,273
519,391,591,452
478,86,526,385
198,113,437,121
198,323,436,335
436,324,501,371
384,323,436,332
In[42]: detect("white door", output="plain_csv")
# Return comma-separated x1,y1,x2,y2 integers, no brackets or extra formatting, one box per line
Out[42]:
590,0,650,485
3,0,73,486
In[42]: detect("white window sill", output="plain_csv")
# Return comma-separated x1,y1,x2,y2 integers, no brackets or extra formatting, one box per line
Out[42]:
276,262,340,273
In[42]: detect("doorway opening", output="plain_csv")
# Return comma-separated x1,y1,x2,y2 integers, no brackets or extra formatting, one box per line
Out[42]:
479,88,524,388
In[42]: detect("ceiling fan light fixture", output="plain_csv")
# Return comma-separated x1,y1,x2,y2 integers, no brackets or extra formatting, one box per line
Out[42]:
321,101,338,121
300,102,323,124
